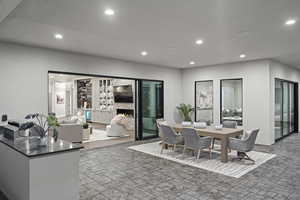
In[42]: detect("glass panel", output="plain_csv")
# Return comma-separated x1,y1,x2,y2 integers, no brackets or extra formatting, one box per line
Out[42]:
289,83,294,132
195,81,213,125
140,81,163,139
221,79,243,125
274,79,282,140
274,79,297,141
282,82,289,136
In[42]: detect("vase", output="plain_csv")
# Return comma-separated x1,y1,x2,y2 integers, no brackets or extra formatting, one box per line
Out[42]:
82,128,90,141
39,136,48,146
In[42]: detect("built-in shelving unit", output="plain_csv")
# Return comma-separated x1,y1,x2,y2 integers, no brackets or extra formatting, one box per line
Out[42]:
75,78,135,125
99,79,114,111
77,79,92,109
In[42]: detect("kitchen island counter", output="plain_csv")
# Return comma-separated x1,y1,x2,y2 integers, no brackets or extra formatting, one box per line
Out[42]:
0,134,82,200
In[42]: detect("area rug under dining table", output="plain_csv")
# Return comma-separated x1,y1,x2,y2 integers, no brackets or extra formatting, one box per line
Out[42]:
128,142,276,178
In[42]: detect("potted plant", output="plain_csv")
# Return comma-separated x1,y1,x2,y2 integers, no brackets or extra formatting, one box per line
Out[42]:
176,103,194,123
82,123,90,140
47,114,60,142
25,113,60,146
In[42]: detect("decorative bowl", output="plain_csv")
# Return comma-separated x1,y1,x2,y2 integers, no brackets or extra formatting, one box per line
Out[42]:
182,121,192,127
194,122,207,129
215,125,223,130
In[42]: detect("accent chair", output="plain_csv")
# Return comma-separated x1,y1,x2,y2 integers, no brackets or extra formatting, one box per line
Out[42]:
228,129,259,164
181,128,212,159
160,124,184,154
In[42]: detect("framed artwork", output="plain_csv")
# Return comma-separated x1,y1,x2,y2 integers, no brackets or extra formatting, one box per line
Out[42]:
56,94,65,104
195,80,213,124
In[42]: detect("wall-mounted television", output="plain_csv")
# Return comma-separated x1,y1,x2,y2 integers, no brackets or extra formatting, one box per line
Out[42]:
113,85,133,103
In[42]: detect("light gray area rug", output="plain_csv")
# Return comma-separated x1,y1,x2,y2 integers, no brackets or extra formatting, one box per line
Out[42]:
83,129,129,143
128,142,276,178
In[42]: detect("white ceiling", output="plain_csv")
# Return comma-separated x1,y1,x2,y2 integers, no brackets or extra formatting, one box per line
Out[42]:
0,0,300,68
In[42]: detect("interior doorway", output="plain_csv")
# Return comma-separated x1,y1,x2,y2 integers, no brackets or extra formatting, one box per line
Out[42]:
48,72,136,149
48,71,164,148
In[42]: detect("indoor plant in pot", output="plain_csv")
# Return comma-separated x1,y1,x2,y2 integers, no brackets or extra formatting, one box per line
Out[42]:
176,103,194,124
25,113,60,146
82,123,91,140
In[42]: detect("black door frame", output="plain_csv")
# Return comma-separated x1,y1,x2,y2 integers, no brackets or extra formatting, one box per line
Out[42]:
275,78,298,142
137,79,164,140
47,70,164,141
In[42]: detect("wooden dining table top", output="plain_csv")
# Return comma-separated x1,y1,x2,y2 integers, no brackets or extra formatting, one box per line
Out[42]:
171,124,244,163
172,124,243,138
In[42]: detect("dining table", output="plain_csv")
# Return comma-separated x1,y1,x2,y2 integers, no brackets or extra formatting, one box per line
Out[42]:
172,124,243,163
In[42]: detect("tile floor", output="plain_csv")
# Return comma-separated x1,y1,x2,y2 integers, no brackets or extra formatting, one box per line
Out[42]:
1,133,300,200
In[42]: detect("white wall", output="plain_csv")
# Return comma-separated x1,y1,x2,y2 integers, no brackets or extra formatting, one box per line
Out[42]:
269,61,300,143
2,41,300,145
182,60,272,145
0,42,182,123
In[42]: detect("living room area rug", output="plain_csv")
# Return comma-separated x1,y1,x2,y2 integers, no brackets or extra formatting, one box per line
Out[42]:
83,129,130,143
128,142,276,178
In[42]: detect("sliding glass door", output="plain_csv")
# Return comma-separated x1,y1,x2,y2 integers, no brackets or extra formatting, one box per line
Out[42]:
282,82,289,136
274,79,298,141
138,80,164,140
275,80,283,140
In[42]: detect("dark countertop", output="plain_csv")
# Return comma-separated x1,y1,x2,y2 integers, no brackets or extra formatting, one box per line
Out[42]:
0,134,83,158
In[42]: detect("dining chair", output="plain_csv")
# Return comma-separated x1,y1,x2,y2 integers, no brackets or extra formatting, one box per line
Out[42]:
181,128,212,159
160,124,184,154
228,129,259,164
212,121,237,149
223,121,238,128
156,118,167,138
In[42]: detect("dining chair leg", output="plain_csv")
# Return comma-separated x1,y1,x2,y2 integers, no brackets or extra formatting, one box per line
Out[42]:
160,142,164,154
212,138,215,149
197,149,201,160
209,147,212,159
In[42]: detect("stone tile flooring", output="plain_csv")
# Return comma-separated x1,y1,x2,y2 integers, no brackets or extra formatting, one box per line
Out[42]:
1,133,300,200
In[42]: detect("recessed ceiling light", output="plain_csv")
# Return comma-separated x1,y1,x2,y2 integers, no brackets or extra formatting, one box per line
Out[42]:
54,33,63,39
240,54,246,58
285,19,296,26
195,39,203,45
190,61,195,65
104,8,115,16
141,51,148,56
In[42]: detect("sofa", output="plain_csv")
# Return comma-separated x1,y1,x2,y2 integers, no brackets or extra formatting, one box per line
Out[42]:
49,117,83,143
55,123,83,143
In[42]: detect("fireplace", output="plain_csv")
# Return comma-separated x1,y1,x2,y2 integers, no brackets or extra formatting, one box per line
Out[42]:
116,109,134,116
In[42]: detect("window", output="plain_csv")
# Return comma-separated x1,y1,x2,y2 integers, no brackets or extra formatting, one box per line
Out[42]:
195,81,213,124
220,79,243,125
